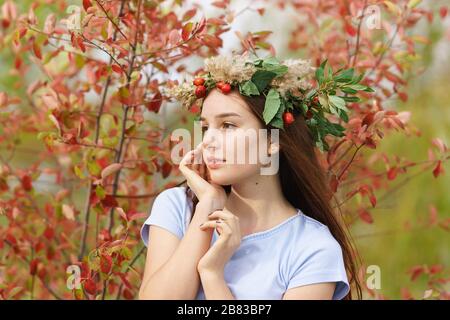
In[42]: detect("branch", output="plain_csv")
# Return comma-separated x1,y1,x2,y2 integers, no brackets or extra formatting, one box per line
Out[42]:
78,0,127,261
95,0,129,43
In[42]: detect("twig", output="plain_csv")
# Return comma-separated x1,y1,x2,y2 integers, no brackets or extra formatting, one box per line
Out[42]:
78,0,127,261
95,0,129,43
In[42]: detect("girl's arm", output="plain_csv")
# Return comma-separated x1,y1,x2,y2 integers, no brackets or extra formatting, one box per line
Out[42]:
138,199,216,300
199,271,235,300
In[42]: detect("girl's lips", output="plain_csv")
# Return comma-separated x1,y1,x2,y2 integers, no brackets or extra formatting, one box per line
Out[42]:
205,156,226,169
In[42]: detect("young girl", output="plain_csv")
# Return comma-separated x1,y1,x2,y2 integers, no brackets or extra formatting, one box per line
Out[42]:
138,54,362,300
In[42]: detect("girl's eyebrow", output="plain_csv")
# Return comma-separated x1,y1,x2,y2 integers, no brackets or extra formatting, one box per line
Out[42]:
199,112,241,121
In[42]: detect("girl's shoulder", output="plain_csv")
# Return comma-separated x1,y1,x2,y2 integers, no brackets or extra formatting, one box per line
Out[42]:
288,211,343,257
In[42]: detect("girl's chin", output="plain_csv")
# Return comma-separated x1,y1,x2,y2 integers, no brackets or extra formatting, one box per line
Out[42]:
208,171,235,186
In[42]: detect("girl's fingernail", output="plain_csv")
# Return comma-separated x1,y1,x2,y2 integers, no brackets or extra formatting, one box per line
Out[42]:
199,223,204,227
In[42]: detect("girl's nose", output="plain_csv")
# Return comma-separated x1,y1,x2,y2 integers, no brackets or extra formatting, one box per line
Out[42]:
202,128,220,150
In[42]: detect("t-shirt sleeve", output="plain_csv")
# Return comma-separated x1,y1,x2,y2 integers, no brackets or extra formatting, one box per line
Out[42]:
140,187,188,247
286,226,350,300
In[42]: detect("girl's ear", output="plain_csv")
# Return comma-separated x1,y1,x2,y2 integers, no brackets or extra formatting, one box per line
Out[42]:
268,141,280,156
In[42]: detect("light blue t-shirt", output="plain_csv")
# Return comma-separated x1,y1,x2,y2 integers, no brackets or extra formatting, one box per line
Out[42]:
140,187,350,300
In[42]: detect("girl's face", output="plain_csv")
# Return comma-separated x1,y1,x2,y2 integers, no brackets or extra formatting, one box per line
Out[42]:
200,88,269,186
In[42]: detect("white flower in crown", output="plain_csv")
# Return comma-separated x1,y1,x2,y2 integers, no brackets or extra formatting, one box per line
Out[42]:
204,53,257,83
271,58,316,97
163,82,197,108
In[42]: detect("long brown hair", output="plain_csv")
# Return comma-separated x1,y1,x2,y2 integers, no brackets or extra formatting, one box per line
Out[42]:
184,88,362,300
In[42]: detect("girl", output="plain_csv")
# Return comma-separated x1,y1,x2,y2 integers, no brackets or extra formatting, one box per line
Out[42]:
138,55,362,300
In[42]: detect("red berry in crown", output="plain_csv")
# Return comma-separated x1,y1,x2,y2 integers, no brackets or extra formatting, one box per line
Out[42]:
220,83,231,94
216,81,225,89
193,77,205,86
195,85,207,98
283,111,295,125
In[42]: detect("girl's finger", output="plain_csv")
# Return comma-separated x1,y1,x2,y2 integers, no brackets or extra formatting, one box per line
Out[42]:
208,210,237,222
199,220,223,235
179,150,195,168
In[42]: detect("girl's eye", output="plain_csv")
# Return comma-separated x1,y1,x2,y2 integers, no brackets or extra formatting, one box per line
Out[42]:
201,125,208,133
222,122,236,129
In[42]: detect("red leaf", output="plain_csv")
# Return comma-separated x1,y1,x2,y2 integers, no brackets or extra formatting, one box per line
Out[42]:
32,41,42,59
30,259,39,276
358,208,373,224
182,22,193,41
84,278,97,295
101,195,118,208
161,161,172,178
111,64,122,74
409,265,424,281
83,0,92,11
119,273,133,289
182,8,197,22
200,34,223,48
100,254,112,274
123,288,134,300
76,36,86,52
429,264,443,275
21,174,33,191
329,174,339,193
44,226,54,240
387,167,397,180
146,91,162,113
212,1,228,9
344,23,357,37
440,6,448,19
398,91,408,102
432,160,443,178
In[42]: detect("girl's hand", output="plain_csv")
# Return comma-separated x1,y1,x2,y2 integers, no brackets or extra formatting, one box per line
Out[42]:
197,209,242,275
179,142,227,210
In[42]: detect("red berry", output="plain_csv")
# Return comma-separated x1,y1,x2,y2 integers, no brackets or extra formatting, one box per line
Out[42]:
306,110,313,119
283,112,295,125
216,81,225,89
312,96,319,104
220,83,231,94
193,78,205,86
195,85,207,98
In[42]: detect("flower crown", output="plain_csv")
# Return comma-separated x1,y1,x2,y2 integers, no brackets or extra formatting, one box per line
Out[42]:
165,53,374,152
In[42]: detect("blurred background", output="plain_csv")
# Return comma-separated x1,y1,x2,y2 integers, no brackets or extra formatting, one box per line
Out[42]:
0,0,448,299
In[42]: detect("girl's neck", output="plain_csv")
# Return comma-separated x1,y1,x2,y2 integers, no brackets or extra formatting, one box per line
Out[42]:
224,174,298,236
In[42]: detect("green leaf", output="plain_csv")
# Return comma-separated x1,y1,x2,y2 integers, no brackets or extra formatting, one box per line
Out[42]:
337,108,349,123
315,62,325,84
87,159,101,177
264,64,288,77
263,89,281,125
269,98,286,129
329,95,347,111
95,185,106,200
262,55,280,67
300,102,308,114
341,87,357,94
334,68,354,82
239,80,260,96
251,70,277,92
342,96,360,102
73,165,85,179
318,94,329,110
348,84,367,91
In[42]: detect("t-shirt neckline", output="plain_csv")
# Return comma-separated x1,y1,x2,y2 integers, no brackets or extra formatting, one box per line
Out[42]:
214,208,302,242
